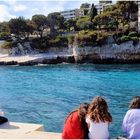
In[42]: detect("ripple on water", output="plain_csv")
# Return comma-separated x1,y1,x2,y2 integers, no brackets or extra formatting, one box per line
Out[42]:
0,64,140,138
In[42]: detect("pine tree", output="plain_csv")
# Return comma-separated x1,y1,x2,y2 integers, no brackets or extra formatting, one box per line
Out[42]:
90,4,98,22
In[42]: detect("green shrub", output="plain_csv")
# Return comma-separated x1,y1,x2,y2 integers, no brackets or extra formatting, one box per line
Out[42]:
128,32,138,38
75,30,97,45
96,32,108,45
0,41,12,49
48,36,68,46
116,32,124,38
131,37,139,45
67,35,75,45
75,30,108,46
120,35,130,43
0,32,10,39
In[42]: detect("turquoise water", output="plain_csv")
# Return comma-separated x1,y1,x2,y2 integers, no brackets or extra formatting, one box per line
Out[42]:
0,64,139,138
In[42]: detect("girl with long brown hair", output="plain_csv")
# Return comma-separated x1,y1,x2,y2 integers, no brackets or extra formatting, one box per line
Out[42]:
62,103,89,139
86,96,112,139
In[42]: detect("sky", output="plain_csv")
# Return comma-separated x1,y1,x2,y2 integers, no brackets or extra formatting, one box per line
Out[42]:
0,0,116,22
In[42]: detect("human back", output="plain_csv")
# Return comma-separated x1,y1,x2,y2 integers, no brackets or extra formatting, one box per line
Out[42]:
86,96,112,139
122,96,140,139
62,103,89,139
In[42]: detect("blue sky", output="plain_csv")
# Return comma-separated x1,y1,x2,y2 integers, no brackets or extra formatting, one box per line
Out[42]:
0,0,114,22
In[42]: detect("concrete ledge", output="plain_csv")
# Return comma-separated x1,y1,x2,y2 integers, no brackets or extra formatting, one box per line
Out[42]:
0,122,61,139
0,122,44,133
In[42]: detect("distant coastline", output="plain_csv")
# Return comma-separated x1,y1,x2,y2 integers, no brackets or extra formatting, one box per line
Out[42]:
1,39,140,65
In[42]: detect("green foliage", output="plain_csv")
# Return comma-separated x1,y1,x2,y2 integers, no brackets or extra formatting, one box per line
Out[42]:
90,4,97,22
120,35,130,43
76,30,97,44
32,15,47,29
67,35,75,45
131,37,139,45
0,41,12,49
8,17,27,36
48,36,68,46
116,1,138,21
75,30,108,46
31,35,68,50
32,14,47,37
96,32,108,45
47,12,65,34
0,32,10,39
76,17,94,30
64,19,76,31
0,22,10,33
128,32,137,38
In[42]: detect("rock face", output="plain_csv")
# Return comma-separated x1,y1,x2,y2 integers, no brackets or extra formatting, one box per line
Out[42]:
1,40,140,65
10,42,36,56
73,41,140,64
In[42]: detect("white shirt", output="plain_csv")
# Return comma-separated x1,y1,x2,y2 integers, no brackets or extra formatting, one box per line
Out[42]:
86,116,109,139
122,109,140,139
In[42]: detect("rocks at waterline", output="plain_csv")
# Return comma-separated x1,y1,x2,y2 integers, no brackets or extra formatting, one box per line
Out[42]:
10,42,37,56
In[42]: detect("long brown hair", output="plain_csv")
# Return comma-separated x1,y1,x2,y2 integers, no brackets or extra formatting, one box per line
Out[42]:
87,96,112,123
129,96,140,109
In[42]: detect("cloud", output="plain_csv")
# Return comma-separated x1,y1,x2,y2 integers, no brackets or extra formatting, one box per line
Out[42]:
13,4,27,12
0,4,15,21
4,0,27,12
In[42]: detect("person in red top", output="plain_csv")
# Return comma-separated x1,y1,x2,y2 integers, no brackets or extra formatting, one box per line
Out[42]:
62,103,89,139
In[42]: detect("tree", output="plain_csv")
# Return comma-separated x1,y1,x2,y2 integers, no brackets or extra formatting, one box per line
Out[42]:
32,14,47,38
0,22,10,33
90,4,97,22
64,19,76,32
47,12,65,35
76,17,94,30
116,1,138,21
8,17,27,37
25,20,36,37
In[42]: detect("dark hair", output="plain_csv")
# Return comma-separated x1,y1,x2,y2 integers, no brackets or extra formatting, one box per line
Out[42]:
78,103,90,129
129,96,140,109
87,96,112,123
65,103,89,138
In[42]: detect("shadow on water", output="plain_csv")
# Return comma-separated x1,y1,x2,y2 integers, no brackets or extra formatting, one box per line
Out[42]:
1,63,140,72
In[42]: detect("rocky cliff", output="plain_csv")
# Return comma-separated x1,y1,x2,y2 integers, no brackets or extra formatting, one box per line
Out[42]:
73,41,140,64
1,40,140,65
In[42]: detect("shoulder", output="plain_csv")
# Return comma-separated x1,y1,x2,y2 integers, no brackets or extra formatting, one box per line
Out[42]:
124,109,140,121
125,109,140,116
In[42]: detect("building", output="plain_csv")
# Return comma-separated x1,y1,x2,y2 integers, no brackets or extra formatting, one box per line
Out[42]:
60,9,79,20
60,1,113,21
95,1,113,14
60,6,91,20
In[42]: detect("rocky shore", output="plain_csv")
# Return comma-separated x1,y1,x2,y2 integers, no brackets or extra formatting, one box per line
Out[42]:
1,40,140,65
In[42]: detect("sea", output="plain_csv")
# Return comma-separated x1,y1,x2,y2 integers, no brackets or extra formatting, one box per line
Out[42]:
0,64,139,138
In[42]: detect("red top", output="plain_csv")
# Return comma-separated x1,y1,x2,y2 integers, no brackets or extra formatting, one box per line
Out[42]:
62,111,85,139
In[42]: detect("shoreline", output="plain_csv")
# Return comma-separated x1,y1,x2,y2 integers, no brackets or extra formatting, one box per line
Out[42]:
1,53,140,65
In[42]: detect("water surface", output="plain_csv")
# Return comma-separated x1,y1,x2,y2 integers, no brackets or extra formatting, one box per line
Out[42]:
0,64,139,137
